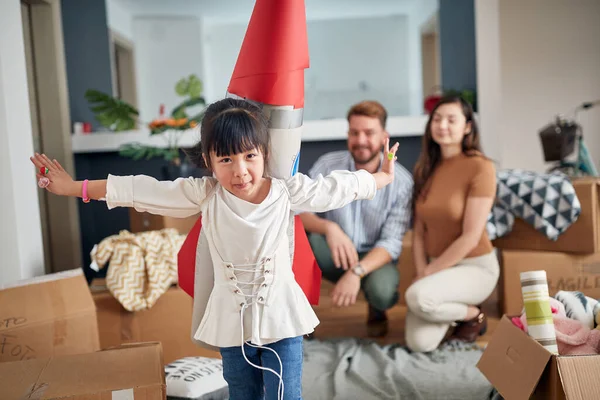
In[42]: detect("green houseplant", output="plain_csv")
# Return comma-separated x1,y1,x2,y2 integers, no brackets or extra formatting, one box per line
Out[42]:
85,90,139,131
119,74,206,167
86,74,206,173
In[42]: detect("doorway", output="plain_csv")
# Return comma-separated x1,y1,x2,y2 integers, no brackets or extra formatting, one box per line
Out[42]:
420,13,441,99
20,0,82,273
110,30,138,114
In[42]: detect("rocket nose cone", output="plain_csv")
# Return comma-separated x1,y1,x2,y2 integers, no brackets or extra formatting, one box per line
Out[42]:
227,0,308,108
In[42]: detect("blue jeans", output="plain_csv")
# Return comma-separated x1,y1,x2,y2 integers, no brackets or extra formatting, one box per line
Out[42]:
219,336,304,400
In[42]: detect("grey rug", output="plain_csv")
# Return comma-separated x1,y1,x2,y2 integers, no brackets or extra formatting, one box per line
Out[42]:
302,338,494,400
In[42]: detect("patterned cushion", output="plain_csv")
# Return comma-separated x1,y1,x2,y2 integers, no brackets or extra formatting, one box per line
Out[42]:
166,357,229,400
487,169,581,240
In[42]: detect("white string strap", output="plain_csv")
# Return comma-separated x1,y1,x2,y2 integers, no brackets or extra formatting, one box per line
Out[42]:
226,258,284,400
239,303,285,400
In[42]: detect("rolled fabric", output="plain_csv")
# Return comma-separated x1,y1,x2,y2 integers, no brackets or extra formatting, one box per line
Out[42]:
520,270,559,354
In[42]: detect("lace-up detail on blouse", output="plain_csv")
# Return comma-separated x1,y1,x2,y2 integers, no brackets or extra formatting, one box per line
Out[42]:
224,256,274,309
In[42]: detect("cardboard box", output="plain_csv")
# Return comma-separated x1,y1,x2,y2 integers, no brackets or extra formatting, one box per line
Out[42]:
91,281,220,364
500,250,600,315
493,178,600,254
397,230,414,306
0,342,166,399
129,208,199,234
0,269,100,363
478,315,600,400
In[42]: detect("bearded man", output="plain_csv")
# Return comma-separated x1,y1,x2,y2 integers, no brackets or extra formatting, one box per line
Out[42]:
300,100,414,337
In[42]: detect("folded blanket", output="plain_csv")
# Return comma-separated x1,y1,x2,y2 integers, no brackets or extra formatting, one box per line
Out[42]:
487,169,581,240
90,228,185,311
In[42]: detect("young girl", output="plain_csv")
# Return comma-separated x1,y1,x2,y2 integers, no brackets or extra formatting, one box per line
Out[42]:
31,98,399,400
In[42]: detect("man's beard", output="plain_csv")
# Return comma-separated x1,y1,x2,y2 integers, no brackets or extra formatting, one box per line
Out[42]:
351,146,381,165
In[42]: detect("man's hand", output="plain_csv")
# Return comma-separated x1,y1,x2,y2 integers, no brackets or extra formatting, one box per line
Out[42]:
331,271,361,307
325,223,358,270
372,138,400,189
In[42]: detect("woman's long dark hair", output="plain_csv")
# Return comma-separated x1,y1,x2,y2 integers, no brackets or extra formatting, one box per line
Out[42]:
412,95,483,212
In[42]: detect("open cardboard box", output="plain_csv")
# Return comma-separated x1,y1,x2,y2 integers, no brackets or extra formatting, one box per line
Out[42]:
0,342,165,399
478,315,600,400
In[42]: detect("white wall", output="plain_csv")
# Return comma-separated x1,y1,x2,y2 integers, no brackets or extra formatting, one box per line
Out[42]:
407,0,439,115
114,0,413,24
106,0,133,40
493,0,600,172
474,0,502,163
305,15,410,119
132,17,205,123
0,2,45,285
202,22,246,103
204,15,412,119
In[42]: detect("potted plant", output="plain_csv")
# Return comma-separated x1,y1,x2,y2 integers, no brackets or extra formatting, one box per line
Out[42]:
86,74,207,179
84,90,139,131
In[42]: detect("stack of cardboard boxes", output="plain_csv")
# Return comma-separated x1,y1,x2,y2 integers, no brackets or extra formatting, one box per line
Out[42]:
479,178,600,399
0,208,219,400
493,178,600,315
0,270,167,398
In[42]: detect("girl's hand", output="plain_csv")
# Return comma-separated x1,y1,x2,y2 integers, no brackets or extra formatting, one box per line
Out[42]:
373,138,399,189
30,153,77,196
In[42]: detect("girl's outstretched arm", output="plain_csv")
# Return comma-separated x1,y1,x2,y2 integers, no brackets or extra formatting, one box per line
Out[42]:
287,139,399,213
31,152,215,218
30,153,107,199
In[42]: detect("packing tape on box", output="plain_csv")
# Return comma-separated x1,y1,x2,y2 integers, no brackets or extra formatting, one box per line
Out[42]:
113,388,134,400
520,270,559,354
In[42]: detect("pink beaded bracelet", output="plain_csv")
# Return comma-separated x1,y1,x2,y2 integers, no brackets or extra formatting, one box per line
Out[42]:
82,179,90,203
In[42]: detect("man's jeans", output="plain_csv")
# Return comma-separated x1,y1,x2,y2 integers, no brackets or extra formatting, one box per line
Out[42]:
220,336,304,400
308,233,400,311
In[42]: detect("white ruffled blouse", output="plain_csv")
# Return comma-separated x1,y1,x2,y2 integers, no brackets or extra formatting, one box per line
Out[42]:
106,170,377,348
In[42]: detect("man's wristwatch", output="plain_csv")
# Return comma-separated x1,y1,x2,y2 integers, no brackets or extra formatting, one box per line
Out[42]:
351,263,366,278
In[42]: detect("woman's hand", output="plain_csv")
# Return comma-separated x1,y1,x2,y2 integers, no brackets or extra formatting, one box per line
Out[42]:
30,153,78,196
412,265,440,284
373,138,400,189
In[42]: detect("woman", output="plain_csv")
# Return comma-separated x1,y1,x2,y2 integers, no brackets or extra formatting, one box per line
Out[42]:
405,95,499,352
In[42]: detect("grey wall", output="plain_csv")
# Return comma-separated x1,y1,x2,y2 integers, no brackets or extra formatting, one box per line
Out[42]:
61,0,113,130
439,0,477,93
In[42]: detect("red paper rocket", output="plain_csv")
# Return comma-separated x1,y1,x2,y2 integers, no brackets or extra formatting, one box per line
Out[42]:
228,0,309,108
177,0,321,305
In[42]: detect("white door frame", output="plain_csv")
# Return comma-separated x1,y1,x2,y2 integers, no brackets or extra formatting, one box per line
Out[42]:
22,0,82,273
